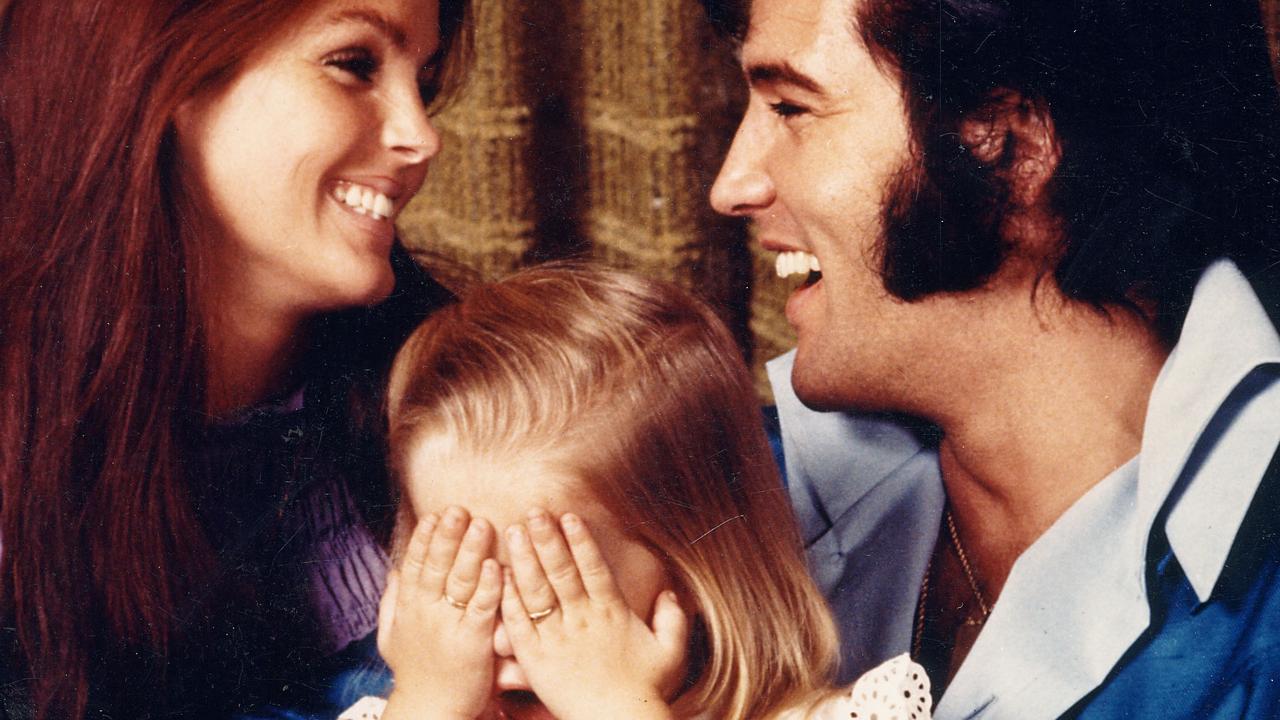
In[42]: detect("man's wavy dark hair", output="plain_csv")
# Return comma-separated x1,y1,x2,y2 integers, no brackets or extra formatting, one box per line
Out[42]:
707,0,1280,344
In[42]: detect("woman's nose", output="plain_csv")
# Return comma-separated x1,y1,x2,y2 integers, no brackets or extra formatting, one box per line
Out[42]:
382,91,442,165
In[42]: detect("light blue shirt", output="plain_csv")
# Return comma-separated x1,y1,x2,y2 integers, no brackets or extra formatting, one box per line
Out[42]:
770,258,1280,719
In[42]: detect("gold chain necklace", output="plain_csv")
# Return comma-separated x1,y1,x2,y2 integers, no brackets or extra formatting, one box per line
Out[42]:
912,508,992,658
947,509,991,623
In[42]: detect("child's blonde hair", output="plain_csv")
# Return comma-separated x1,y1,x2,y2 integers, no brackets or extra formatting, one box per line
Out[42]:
386,263,838,718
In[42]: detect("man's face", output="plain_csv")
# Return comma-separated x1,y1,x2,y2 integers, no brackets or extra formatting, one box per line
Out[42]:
711,0,934,411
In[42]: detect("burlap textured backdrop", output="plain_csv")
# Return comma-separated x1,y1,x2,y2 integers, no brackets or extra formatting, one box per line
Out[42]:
398,0,796,399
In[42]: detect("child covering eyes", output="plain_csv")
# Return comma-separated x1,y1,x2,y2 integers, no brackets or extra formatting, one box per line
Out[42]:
341,264,933,720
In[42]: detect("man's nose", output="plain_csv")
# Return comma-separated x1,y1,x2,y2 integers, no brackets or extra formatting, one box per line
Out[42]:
710,119,775,216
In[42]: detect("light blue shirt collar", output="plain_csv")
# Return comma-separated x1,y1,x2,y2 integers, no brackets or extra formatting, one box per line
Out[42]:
767,352,945,678
939,258,1280,719
767,353,932,549
1143,259,1280,601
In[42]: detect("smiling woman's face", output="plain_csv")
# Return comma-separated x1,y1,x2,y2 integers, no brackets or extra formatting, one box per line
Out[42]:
176,0,443,320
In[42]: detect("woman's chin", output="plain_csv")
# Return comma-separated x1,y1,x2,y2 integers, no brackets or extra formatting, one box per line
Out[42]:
486,690,557,720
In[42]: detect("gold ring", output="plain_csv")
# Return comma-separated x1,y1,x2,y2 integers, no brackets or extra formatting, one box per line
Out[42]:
444,593,469,610
527,605,557,624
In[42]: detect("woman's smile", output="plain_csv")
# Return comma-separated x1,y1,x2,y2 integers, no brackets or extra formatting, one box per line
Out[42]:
331,180,397,222
327,178,405,250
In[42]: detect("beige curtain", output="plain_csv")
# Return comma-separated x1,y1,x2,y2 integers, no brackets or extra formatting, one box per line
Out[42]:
398,0,796,400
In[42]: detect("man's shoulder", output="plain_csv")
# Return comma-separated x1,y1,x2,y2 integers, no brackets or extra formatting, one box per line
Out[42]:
1071,451,1280,719
1071,565,1280,720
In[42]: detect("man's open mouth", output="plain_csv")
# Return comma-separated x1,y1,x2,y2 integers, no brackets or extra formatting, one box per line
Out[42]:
776,250,822,287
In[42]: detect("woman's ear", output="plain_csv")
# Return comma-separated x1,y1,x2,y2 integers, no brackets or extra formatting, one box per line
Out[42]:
959,90,1062,209
171,86,226,153
171,95,204,140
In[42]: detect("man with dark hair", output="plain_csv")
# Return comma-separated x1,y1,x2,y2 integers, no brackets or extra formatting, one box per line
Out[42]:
709,0,1280,717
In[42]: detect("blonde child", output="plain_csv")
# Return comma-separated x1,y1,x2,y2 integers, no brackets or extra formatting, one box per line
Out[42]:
341,264,931,719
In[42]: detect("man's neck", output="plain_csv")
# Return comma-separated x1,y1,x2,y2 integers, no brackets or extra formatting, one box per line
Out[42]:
929,299,1169,600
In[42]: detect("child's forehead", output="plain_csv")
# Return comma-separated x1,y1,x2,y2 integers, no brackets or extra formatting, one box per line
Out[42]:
403,433,605,526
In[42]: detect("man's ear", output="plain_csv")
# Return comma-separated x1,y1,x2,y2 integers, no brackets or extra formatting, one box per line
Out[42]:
959,90,1061,209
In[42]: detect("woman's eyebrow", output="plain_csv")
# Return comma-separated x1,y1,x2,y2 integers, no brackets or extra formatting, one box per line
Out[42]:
324,8,408,49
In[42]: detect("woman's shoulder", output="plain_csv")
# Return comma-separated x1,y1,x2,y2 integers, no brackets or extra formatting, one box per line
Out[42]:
774,654,933,720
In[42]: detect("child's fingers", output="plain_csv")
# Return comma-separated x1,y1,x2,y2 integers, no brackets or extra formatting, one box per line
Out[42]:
506,523,560,620
651,590,690,663
465,558,502,622
399,513,438,585
560,513,623,603
421,505,470,594
526,509,587,606
444,517,493,607
500,567,538,647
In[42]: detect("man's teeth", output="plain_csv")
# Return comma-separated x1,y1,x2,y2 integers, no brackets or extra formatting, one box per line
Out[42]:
334,183,394,221
775,250,821,279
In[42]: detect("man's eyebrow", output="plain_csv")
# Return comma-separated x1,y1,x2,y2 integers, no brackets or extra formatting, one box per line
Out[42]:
746,61,825,95
324,9,408,49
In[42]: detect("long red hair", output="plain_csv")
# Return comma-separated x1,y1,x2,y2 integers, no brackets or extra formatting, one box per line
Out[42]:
0,1,468,718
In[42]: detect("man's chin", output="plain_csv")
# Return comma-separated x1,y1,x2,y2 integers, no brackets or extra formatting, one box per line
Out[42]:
790,353,856,412
793,386,851,413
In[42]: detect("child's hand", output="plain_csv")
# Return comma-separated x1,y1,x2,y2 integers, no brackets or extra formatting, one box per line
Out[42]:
501,509,688,720
377,507,501,720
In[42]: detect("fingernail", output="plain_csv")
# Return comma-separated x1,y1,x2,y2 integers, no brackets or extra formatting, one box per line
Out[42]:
527,511,549,531
560,513,581,533
444,506,466,528
507,524,527,545
466,521,485,540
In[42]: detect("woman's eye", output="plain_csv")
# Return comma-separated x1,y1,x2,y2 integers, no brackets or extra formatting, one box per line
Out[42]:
325,48,379,82
769,101,808,119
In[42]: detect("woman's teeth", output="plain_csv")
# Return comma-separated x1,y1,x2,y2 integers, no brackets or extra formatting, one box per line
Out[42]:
775,250,821,279
333,182,394,221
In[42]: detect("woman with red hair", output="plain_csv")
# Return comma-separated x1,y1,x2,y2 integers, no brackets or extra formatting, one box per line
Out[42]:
0,0,469,717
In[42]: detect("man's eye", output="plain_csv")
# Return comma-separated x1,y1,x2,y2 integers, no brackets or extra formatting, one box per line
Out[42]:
325,49,379,81
769,101,808,118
